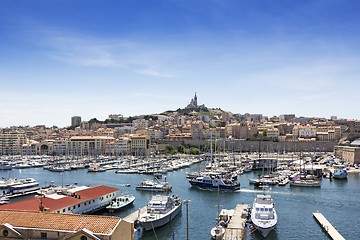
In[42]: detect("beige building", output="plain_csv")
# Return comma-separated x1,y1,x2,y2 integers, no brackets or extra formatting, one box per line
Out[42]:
266,128,279,140
227,122,258,139
0,131,27,155
106,137,131,155
129,135,151,156
334,146,360,165
0,210,134,240
68,136,115,155
135,129,163,140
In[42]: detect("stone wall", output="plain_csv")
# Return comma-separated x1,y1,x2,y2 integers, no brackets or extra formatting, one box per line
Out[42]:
163,139,336,152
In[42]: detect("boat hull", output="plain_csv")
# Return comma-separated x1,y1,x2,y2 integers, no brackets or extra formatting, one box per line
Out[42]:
255,226,274,238
290,180,321,187
140,203,182,230
332,173,347,179
106,196,135,213
135,186,169,192
189,181,240,191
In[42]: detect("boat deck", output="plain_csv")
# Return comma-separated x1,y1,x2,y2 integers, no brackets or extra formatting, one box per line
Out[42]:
313,212,345,240
223,204,250,240
124,206,147,223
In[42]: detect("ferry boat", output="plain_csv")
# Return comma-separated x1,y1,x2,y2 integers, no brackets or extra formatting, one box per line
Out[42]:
250,194,277,238
188,175,240,191
0,178,37,189
138,195,182,230
8,180,40,194
135,178,172,192
0,163,12,170
106,194,135,213
330,165,348,179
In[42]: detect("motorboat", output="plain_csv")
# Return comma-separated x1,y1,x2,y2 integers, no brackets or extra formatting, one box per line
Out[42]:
7,180,40,195
290,179,321,187
138,195,182,230
189,175,240,191
210,209,234,239
0,163,12,170
136,178,172,192
87,165,106,172
106,194,135,213
251,194,277,237
115,169,138,174
330,165,348,179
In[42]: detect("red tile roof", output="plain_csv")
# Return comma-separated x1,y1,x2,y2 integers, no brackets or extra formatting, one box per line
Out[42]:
75,185,119,200
0,210,121,234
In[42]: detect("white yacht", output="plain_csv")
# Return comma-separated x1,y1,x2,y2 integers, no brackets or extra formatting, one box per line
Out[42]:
251,195,277,238
135,178,172,192
7,179,40,195
138,195,182,230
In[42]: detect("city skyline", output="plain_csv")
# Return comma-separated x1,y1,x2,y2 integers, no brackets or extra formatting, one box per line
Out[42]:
1,0,360,127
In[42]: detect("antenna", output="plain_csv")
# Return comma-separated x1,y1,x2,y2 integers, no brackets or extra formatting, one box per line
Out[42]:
39,188,44,212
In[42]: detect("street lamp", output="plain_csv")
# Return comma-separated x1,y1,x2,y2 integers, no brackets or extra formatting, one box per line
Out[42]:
183,200,191,240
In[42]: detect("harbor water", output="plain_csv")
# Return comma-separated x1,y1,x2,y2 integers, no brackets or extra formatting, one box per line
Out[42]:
1,161,359,240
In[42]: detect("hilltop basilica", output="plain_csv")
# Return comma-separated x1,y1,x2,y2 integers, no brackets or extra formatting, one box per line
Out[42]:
185,92,207,110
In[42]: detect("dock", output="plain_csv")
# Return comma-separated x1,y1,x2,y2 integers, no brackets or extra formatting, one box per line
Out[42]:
313,212,345,240
223,204,250,240
124,206,147,223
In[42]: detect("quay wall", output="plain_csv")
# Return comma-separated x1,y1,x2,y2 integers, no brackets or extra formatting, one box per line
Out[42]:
163,140,337,152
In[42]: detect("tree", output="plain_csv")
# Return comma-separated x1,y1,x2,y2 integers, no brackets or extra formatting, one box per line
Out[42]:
262,129,267,137
189,147,200,155
178,145,186,154
165,145,175,152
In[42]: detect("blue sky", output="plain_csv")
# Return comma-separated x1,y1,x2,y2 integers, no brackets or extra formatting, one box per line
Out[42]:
1,0,360,127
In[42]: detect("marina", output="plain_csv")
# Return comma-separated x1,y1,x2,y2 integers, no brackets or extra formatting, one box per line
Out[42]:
0,155,359,239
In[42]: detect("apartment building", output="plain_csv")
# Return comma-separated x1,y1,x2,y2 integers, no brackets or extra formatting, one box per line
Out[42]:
129,135,151,156
106,137,131,155
68,136,115,155
0,131,27,155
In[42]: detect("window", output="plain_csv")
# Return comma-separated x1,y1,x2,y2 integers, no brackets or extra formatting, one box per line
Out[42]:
80,236,87,240
78,204,81,207
41,232,47,239
3,230,8,237
63,209,65,213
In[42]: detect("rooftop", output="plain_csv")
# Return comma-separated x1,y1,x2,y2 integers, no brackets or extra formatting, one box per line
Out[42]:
0,210,122,234
0,185,119,212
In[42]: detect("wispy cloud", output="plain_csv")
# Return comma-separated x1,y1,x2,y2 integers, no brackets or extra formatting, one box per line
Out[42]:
27,27,179,78
136,69,176,78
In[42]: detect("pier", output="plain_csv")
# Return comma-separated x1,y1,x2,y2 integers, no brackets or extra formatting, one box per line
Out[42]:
313,212,345,240
223,204,250,240
124,206,147,223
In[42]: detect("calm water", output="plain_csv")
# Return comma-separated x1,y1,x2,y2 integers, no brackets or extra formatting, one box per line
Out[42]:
1,162,359,240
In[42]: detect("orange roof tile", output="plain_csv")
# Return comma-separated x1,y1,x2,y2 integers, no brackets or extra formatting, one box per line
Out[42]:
0,210,121,234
